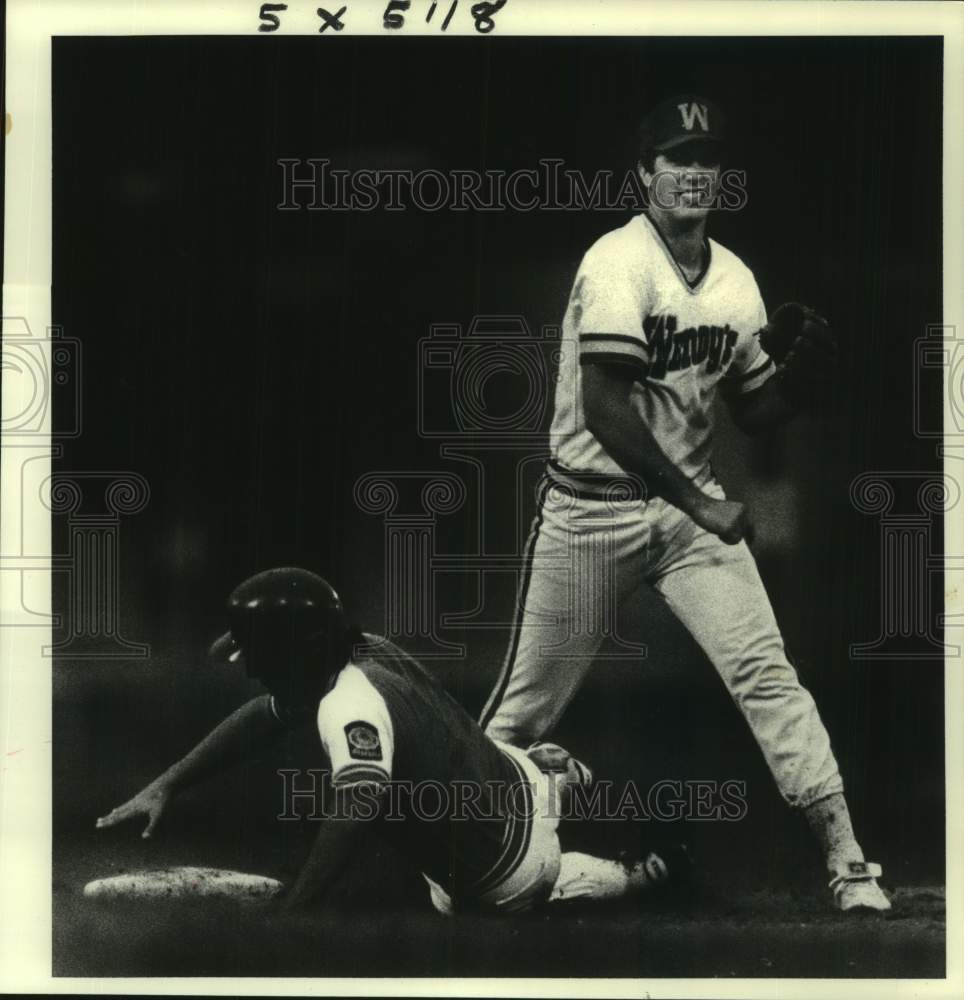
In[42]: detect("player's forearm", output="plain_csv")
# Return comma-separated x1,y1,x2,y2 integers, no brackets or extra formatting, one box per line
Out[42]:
586,397,709,518
728,377,797,435
153,694,285,794
283,794,371,910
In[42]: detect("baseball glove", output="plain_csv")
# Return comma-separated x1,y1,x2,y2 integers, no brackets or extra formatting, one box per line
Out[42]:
759,302,838,408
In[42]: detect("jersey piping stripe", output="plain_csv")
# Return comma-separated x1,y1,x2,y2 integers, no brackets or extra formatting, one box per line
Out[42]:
269,695,314,728
452,780,515,899
578,352,649,376
546,459,648,501
469,805,520,897
471,753,535,897
544,473,647,503
476,756,534,897
331,763,391,787
640,211,712,293
478,491,546,732
578,333,646,346
724,356,773,384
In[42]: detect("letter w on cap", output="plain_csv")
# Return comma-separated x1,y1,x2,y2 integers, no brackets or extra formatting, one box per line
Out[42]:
677,102,709,132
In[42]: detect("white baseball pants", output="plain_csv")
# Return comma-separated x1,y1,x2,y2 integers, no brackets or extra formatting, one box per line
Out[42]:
480,475,844,810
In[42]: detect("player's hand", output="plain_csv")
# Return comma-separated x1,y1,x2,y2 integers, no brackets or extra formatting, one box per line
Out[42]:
691,497,753,545
96,781,172,839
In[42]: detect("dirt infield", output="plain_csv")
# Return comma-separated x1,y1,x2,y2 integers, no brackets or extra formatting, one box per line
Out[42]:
53,650,946,981
54,829,944,980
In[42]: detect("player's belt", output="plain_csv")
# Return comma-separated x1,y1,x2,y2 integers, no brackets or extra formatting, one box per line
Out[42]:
542,460,648,502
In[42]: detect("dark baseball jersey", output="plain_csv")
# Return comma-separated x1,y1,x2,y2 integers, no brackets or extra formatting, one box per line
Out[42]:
276,635,534,899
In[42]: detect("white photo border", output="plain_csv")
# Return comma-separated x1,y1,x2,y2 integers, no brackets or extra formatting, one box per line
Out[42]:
1,1,961,996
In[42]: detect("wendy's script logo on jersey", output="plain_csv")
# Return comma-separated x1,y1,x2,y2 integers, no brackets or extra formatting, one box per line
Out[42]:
643,315,738,380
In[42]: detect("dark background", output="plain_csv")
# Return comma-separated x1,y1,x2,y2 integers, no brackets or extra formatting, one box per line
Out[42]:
51,35,944,975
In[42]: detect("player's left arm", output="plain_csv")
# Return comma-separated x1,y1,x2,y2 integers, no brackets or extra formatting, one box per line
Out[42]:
280,672,395,910
724,291,838,435
96,693,292,838
725,374,797,435
282,785,382,910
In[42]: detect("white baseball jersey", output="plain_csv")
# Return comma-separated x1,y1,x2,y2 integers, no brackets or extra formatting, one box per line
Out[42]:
550,212,774,485
482,212,847,814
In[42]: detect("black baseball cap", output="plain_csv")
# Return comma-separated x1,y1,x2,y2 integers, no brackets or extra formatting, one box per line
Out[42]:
638,94,726,153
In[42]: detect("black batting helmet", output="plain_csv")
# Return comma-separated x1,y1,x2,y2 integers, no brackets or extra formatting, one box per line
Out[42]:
224,567,349,705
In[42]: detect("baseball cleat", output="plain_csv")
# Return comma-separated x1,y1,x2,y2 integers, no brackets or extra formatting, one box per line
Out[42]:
526,741,593,786
656,842,693,888
829,861,891,913
625,842,693,893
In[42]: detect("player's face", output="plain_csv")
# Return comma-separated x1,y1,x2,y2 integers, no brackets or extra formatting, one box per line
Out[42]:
237,634,327,708
252,659,326,711
645,141,722,220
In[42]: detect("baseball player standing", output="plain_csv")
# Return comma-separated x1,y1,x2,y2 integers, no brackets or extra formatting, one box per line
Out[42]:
480,94,890,913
